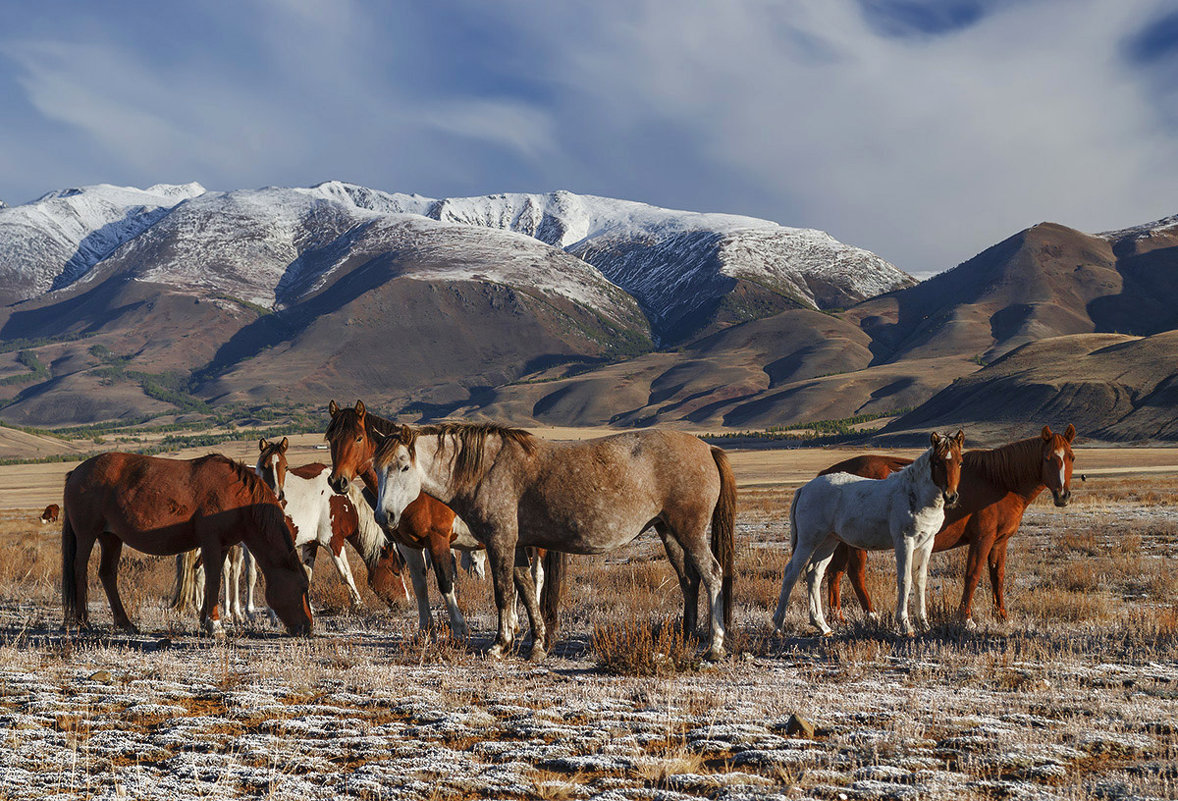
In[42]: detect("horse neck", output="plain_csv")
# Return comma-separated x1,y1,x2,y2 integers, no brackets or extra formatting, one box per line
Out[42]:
416,430,504,503
896,448,942,510
344,484,387,569
964,437,1044,500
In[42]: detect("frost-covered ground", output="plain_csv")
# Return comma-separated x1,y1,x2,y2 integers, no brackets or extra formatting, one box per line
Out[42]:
0,492,1176,800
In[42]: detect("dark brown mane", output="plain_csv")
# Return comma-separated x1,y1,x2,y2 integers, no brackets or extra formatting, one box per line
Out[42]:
194,454,291,545
962,437,1043,492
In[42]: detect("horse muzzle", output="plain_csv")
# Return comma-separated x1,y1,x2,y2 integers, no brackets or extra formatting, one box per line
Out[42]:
943,491,960,508
328,475,349,494
374,508,399,531
1052,488,1071,508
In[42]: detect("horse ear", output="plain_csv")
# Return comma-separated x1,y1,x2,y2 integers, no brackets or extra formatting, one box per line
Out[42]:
279,437,289,451
1041,425,1053,441
328,399,339,417
259,438,268,451
930,432,941,447
355,400,366,417
1064,423,1076,442
953,429,965,447
400,424,413,442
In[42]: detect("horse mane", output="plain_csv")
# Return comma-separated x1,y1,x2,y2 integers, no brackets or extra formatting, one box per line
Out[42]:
963,436,1042,492
194,454,294,548
371,419,536,490
345,483,389,567
897,446,934,484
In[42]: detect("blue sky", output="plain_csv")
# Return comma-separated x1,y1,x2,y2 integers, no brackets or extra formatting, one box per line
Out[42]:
1,0,1176,276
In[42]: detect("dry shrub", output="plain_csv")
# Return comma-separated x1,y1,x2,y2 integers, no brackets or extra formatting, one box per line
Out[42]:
592,617,700,676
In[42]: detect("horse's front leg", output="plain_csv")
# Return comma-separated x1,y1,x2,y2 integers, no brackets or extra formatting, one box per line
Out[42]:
894,535,916,636
327,542,365,611
988,536,1012,621
399,545,434,632
485,528,519,659
199,543,226,637
427,537,469,639
958,534,994,629
911,538,933,631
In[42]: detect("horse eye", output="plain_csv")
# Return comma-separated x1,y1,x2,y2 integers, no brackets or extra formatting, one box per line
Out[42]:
355,436,363,443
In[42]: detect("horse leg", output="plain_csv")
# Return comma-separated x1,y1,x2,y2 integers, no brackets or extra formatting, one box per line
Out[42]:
222,546,241,625
988,537,1011,621
847,547,877,621
199,542,226,636
911,540,933,631
529,547,545,600
656,522,700,637
513,547,546,661
427,537,469,639
96,534,138,634
68,527,99,631
773,522,824,635
957,536,993,629
894,535,917,636
804,537,839,636
668,517,726,660
327,542,365,611
826,543,849,625
485,529,520,659
243,547,261,621
400,545,434,632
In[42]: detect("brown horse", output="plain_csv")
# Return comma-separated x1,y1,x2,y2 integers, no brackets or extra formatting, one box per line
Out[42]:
62,452,313,635
40,504,60,524
822,424,1077,627
325,400,557,639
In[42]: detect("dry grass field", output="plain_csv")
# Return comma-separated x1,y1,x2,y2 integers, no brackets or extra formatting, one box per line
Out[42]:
0,441,1176,800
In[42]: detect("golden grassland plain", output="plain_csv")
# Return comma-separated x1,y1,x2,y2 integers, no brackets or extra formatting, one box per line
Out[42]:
0,432,1176,799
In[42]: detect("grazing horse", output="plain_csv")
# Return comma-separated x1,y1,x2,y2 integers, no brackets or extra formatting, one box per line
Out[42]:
823,424,1077,628
254,437,406,610
370,422,737,661
169,546,255,621
40,504,60,524
773,432,964,636
61,452,312,635
325,401,554,640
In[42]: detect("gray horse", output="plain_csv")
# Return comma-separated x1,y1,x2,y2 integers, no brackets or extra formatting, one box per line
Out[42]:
370,423,736,660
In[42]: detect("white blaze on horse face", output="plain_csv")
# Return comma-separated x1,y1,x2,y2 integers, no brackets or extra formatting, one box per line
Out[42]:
1055,449,1066,489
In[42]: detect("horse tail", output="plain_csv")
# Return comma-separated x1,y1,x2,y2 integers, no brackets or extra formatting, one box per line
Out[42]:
710,446,736,629
169,550,199,613
60,512,78,623
789,488,800,554
540,549,566,650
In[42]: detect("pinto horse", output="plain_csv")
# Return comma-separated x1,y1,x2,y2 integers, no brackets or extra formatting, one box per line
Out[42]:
774,432,964,636
370,421,737,661
326,401,558,641
821,424,1077,628
255,437,406,609
61,452,312,635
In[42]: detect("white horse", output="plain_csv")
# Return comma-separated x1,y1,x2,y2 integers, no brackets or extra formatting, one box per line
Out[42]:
773,431,964,636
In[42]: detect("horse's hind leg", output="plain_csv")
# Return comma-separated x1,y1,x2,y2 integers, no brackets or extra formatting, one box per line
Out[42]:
69,527,99,631
667,516,726,660
988,537,1011,621
656,522,700,637
513,546,546,660
97,533,138,633
198,543,226,636
804,537,839,636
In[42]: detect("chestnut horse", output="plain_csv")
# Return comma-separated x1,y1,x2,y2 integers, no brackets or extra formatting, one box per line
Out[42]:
370,422,736,661
62,452,313,635
40,504,60,524
326,401,561,641
822,424,1077,628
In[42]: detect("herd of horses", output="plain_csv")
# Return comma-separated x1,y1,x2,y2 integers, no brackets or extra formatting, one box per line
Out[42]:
54,397,1077,660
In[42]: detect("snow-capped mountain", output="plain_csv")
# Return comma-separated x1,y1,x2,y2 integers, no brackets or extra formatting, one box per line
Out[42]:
309,183,915,339
0,183,204,304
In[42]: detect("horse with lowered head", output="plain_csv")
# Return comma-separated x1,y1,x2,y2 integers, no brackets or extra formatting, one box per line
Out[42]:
370,421,737,661
821,424,1077,628
62,452,312,635
774,431,964,636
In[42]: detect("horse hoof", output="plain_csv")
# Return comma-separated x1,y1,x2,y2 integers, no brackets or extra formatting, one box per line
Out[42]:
528,646,548,663
706,647,726,662
488,643,506,659
819,628,834,638
866,612,880,623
